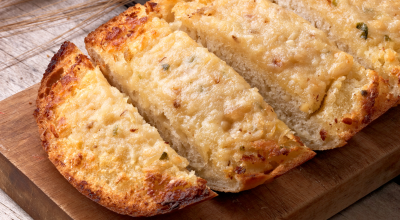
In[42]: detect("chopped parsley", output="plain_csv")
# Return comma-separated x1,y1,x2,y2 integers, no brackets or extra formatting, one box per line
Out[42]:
113,125,118,136
162,63,170,71
160,152,169,160
356,22,368,39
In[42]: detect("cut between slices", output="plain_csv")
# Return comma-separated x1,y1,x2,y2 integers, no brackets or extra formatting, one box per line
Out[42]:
34,41,216,217
85,3,315,192
271,0,400,102
165,0,399,150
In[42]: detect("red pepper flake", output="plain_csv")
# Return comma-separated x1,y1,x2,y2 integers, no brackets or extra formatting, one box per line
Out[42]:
235,166,246,174
120,110,128,117
0,112,4,114
232,35,239,42
173,99,181,108
130,129,138,132
320,129,327,141
342,118,353,125
273,58,283,67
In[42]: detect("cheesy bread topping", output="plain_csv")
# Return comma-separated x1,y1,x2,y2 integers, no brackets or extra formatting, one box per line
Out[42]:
85,4,315,192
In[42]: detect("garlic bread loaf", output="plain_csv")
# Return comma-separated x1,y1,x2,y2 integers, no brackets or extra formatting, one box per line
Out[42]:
167,0,398,150
34,41,216,217
272,0,400,102
85,4,315,192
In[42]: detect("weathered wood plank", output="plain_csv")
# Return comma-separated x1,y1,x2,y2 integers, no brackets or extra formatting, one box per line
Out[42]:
0,0,126,101
0,189,32,220
331,182,400,220
0,150,71,220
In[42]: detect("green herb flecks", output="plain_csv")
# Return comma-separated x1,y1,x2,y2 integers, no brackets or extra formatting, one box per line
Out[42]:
384,35,391,41
162,63,170,71
257,103,264,110
138,74,142,79
356,22,368,39
240,146,245,151
160,152,169,160
113,125,118,136
332,0,338,6
189,56,195,63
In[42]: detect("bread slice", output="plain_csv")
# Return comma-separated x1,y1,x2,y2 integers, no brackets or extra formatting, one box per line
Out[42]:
166,0,399,150
34,41,216,217
271,0,400,102
85,3,315,192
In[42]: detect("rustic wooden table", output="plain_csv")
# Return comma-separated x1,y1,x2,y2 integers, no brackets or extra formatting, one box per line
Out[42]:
0,0,399,219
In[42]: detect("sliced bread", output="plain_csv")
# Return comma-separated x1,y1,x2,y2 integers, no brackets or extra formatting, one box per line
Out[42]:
34,41,216,216
271,0,400,102
85,3,315,192
166,0,398,150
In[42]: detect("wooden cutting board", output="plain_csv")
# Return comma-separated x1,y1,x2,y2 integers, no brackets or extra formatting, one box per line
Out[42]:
0,84,399,220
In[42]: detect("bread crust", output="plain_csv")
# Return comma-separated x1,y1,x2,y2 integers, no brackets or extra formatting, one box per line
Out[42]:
337,70,398,142
85,3,315,192
237,145,315,191
85,2,161,54
34,41,216,217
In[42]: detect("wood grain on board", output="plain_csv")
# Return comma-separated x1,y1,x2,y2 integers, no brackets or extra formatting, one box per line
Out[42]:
1,0,400,219
0,84,399,220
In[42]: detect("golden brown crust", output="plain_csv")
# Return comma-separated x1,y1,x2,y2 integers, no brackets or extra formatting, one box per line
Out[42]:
237,151,316,191
34,41,216,217
237,145,315,191
34,41,90,153
62,171,216,217
338,70,399,142
85,3,160,53
84,3,172,80
390,66,400,106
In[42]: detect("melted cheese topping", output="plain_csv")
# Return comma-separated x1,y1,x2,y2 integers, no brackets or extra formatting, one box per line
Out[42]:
104,24,310,177
328,0,400,53
173,0,354,114
273,0,400,81
54,67,196,191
